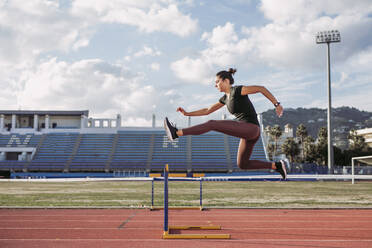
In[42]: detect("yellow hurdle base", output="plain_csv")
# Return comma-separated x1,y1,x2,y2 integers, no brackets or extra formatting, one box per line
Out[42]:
162,226,231,239
169,225,221,230
150,206,204,211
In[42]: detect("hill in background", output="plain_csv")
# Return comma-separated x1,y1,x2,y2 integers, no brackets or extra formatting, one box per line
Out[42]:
261,106,372,149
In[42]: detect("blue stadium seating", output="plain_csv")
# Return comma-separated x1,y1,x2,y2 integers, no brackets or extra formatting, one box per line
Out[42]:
0,130,268,173
70,134,114,171
30,133,79,171
111,131,152,171
151,131,188,171
191,132,229,172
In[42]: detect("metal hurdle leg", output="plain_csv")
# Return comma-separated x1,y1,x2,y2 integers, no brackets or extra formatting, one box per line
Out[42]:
151,180,154,210
200,179,203,210
162,164,230,239
164,165,169,235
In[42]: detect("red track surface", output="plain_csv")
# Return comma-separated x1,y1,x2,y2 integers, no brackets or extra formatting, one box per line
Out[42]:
1,208,372,248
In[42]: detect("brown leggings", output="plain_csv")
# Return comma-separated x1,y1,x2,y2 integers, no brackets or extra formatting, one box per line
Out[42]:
182,120,272,170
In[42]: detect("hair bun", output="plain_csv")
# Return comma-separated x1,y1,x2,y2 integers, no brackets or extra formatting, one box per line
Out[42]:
228,68,237,75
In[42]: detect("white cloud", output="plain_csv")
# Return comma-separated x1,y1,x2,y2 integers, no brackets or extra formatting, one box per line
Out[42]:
332,46,372,92
134,46,162,58
0,57,191,124
170,1,372,114
71,0,198,37
0,0,92,66
12,58,167,119
0,0,197,69
333,89,372,112
171,22,255,84
201,22,238,46
123,117,152,127
150,63,160,71
0,0,199,124
255,0,372,66
171,56,214,84
172,1,372,84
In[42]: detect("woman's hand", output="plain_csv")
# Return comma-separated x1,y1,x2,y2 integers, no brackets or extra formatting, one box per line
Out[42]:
177,107,188,116
276,104,283,117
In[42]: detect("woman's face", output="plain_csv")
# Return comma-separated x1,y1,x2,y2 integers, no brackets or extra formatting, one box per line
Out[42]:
215,76,229,92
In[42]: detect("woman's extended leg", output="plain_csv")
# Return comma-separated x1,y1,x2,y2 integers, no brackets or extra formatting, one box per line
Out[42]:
181,120,260,140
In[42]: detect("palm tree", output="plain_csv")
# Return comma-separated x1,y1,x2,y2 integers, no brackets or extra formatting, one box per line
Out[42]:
348,129,368,152
281,137,300,163
316,127,328,165
267,143,275,160
296,124,308,162
303,135,316,163
269,125,282,158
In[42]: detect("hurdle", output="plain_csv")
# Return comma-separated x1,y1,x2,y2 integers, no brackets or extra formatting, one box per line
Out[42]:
150,175,204,211
162,164,231,239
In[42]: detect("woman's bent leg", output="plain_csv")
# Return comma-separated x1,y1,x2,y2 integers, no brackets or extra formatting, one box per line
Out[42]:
237,138,272,170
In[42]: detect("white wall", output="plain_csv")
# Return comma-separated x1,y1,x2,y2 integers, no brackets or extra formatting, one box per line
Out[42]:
49,116,81,128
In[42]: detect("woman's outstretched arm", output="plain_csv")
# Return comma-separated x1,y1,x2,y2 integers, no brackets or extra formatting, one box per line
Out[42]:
241,85,283,117
177,102,224,116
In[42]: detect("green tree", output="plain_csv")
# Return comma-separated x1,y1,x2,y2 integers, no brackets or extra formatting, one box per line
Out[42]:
316,127,328,165
334,146,344,166
267,143,275,161
296,124,308,162
303,135,316,163
269,125,282,158
348,129,368,152
341,129,372,165
281,137,300,163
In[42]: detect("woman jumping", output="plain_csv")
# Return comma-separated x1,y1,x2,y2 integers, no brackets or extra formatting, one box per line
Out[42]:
164,68,287,180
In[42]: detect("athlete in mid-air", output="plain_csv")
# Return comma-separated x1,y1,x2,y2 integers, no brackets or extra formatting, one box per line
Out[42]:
164,68,287,180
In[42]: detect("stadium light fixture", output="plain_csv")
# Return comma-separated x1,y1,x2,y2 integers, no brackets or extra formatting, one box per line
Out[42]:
315,30,341,171
316,30,341,44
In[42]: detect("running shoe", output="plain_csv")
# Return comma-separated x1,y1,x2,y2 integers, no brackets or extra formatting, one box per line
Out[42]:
164,117,178,141
275,160,287,180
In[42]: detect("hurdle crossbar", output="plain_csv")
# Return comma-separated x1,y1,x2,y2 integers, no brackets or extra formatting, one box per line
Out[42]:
150,176,204,211
162,164,230,239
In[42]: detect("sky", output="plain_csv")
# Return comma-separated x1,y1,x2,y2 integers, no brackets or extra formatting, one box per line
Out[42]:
1,0,372,127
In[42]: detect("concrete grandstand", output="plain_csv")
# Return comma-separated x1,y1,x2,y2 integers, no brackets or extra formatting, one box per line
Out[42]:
0,110,267,176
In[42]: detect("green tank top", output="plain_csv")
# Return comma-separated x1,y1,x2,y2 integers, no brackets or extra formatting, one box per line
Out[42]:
219,85,259,126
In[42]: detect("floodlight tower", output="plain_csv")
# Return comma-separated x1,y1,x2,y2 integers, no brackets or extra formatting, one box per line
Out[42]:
316,30,341,171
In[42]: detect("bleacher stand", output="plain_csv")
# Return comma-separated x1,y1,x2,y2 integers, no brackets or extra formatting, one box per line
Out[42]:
0,130,268,174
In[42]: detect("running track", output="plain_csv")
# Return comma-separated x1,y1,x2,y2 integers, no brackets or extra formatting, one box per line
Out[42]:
1,209,372,248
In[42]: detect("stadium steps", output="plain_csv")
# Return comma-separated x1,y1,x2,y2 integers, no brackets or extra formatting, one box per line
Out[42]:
29,133,79,172
105,133,119,172
223,134,233,172
64,134,82,172
186,136,192,172
145,134,155,172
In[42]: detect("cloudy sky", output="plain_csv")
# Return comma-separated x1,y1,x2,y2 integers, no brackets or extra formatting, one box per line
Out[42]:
1,0,372,127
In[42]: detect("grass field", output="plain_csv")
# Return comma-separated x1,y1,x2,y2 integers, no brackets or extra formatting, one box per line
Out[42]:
0,180,371,208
